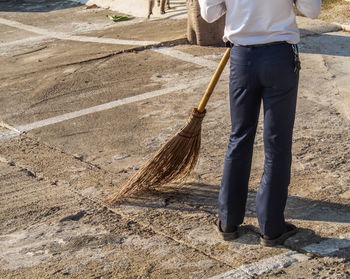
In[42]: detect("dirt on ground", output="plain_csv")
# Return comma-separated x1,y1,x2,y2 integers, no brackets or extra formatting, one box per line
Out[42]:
0,1,349,279
318,0,350,25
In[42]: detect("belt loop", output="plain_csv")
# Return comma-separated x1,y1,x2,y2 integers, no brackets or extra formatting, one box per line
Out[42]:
226,41,233,48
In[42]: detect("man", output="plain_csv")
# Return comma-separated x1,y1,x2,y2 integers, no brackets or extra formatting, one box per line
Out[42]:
198,0,322,246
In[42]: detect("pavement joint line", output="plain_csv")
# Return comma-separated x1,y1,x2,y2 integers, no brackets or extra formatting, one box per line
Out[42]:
210,234,350,278
0,76,211,140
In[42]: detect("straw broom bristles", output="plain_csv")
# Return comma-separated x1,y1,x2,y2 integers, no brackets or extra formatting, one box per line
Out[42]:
105,108,206,203
105,48,231,203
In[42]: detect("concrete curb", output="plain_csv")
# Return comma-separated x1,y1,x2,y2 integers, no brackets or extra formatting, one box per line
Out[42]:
333,22,350,32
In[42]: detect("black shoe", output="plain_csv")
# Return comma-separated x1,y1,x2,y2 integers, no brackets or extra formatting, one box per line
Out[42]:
260,223,298,247
216,219,239,241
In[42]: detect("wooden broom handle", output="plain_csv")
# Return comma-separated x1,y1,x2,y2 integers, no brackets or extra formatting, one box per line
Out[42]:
197,48,231,113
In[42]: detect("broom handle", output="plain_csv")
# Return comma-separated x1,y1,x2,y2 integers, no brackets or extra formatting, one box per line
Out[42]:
197,48,231,113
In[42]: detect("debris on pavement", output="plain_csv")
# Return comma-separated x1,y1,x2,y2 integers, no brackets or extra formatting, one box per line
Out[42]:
106,15,132,22
84,4,99,9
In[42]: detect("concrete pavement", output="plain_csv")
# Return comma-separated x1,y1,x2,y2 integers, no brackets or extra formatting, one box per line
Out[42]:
0,1,349,278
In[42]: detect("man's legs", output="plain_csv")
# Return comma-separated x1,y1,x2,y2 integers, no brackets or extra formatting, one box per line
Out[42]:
218,44,299,238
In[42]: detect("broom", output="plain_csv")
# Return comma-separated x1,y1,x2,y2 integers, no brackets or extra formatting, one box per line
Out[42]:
105,48,231,203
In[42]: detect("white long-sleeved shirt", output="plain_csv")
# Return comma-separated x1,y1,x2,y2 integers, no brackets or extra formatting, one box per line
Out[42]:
198,0,322,45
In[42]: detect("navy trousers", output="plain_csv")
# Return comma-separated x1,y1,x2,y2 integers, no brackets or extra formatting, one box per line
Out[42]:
218,42,299,238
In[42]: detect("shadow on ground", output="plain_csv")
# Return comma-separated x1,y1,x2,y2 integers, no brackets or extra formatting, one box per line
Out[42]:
0,0,83,12
115,182,350,258
299,32,350,57
120,182,350,225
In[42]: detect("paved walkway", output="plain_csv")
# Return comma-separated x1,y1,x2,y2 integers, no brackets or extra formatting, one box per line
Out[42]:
0,1,349,278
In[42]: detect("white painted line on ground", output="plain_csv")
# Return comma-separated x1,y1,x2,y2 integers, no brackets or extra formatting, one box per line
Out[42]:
152,47,220,70
210,233,350,278
0,17,158,46
210,267,249,279
240,252,309,276
62,34,158,46
0,17,221,69
0,76,209,139
0,123,21,140
303,233,350,255
210,251,309,279
0,130,21,140
0,17,225,139
332,22,350,32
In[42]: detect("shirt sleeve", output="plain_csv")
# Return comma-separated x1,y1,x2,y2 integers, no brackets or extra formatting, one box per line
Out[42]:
295,0,322,19
198,0,226,23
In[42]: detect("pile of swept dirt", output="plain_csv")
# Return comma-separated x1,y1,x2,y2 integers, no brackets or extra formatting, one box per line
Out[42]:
319,0,350,25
